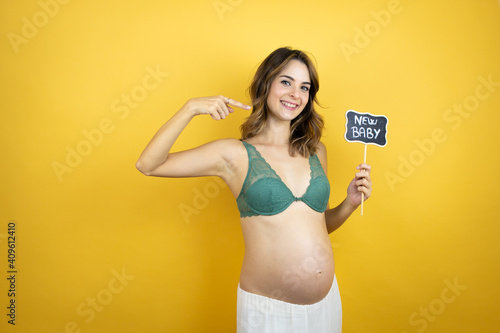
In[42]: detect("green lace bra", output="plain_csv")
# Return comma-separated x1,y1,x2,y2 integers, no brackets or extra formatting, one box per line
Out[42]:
236,141,330,218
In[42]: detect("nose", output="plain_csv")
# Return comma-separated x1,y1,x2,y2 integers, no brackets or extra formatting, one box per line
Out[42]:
290,85,301,99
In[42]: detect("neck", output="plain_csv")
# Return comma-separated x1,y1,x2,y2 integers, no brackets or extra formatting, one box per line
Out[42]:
258,118,291,146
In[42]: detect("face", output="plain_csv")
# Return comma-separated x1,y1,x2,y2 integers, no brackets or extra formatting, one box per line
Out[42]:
266,59,311,122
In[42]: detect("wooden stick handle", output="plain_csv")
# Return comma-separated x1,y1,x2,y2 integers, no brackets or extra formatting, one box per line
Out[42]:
361,144,367,216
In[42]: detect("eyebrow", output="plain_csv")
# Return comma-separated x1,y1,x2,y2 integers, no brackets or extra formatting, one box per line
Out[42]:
279,75,311,85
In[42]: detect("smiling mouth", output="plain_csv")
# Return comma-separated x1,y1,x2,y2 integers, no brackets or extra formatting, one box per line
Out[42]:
281,100,299,110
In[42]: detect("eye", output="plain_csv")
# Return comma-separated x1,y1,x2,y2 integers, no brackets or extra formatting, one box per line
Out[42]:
281,80,291,86
301,86,310,92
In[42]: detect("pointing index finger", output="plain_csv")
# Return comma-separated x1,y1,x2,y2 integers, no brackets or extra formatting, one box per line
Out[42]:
226,97,251,110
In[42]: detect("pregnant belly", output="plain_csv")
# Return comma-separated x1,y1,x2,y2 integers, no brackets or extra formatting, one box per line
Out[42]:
276,242,335,304
239,213,335,304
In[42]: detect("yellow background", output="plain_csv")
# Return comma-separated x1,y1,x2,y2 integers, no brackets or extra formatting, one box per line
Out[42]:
1,0,499,332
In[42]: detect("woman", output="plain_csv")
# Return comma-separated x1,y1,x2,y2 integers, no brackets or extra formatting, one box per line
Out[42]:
136,47,372,332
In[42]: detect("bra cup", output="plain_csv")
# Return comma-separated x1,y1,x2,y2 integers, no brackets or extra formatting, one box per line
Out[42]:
240,178,295,216
302,178,330,212
301,154,330,212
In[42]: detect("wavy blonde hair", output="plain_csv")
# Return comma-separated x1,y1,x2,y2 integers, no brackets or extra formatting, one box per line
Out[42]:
240,47,324,157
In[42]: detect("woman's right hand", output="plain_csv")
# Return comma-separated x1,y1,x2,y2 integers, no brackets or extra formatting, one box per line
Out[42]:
183,95,252,120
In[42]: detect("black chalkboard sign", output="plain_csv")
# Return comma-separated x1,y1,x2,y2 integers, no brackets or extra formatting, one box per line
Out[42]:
344,110,388,147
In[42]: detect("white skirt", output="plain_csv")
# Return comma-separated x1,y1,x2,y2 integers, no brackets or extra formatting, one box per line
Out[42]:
237,275,342,333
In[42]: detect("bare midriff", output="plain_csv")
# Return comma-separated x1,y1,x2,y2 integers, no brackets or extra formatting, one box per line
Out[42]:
238,201,334,305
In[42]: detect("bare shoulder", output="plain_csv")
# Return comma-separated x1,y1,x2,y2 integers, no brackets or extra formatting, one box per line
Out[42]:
194,137,242,153
209,138,247,168
316,141,328,157
315,141,328,170
216,137,244,148
214,138,245,156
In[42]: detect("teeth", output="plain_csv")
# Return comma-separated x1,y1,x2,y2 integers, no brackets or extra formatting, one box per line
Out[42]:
281,101,297,108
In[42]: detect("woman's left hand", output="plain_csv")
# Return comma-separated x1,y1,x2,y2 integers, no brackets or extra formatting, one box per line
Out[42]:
346,163,372,207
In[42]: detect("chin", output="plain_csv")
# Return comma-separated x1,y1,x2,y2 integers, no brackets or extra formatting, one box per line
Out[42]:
275,111,300,122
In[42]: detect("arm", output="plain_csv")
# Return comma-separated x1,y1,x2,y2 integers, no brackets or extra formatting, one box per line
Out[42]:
135,95,251,178
316,142,372,234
